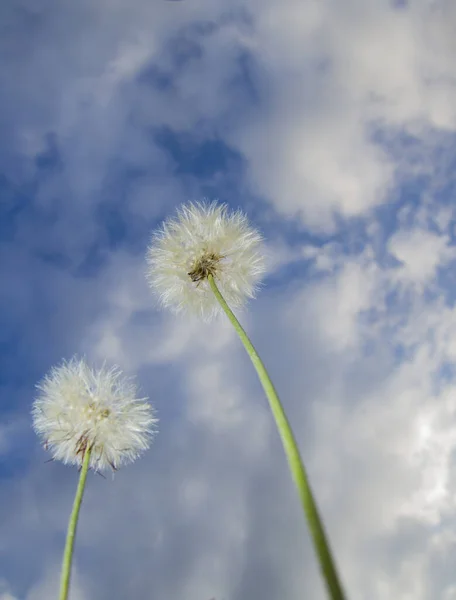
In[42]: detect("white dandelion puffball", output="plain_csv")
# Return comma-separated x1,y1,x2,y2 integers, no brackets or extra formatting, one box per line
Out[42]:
146,201,266,321
32,358,157,471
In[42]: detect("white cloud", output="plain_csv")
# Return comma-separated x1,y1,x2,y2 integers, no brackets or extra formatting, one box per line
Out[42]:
294,255,380,352
388,228,456,287
222,0,456,230
233,101,394,231
0,579,19,600
5,0,456,236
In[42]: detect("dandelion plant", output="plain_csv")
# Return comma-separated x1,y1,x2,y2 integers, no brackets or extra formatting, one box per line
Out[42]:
146,201,346,600
33,357,157,600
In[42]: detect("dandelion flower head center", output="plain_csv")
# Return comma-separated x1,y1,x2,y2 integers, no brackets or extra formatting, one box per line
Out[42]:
61,386,115,440
187,250,224,283
81,400,110,423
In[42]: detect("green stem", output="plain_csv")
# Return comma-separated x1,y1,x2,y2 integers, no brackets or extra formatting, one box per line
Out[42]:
208,275,346,600
59,446,92,600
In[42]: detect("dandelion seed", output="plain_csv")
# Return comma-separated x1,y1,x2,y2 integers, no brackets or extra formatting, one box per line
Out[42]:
145,201,265,321
33,357,157,472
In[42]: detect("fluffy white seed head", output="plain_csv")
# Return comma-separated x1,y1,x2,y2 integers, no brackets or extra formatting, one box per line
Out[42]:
146,201,266,321
32,358,157,472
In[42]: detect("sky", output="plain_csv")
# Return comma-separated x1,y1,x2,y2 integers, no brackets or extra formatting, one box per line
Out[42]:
1,0,456,599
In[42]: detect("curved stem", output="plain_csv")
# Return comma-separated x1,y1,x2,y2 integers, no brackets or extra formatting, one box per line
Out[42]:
59,446,92,600
208,275,346,600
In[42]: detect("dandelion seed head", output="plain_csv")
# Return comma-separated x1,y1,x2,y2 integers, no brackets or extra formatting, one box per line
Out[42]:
146,201,266,321
32,357,157,472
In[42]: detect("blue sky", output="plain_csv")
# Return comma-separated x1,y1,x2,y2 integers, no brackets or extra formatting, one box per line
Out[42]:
2,1,456,599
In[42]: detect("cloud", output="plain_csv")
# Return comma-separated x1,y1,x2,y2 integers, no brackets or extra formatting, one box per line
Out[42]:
223,0,456,230
0,579,19,600
388,227,456,287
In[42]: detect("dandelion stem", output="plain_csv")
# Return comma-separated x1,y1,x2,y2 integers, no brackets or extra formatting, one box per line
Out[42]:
208,274,346,600
59,446,92,600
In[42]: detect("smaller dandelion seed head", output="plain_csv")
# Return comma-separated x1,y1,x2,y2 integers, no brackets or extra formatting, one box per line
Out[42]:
145,201,266,321
32,357,158,472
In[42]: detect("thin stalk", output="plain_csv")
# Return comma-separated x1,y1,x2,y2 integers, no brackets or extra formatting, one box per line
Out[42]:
208,274,346,600
59,446,92,600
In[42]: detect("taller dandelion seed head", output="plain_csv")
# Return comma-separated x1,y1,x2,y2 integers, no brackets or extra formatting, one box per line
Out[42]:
32,357,157,472
146,201,266,321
